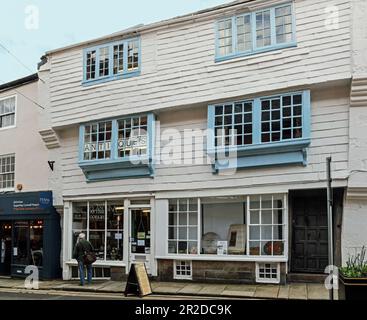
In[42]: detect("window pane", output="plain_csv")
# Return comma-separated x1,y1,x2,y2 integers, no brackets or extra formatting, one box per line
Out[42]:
84,121,112,160
256,10,271,48
113,44,124,74
218,18,233,56
107,202,124,229
127,40,139,71
0,154,15,190
275,5,293,44
86,50,96,80
30,220,44,267
106,231,123,261
237,15,252,51
89,231,105,260
99,47,109,77
89,202,106,230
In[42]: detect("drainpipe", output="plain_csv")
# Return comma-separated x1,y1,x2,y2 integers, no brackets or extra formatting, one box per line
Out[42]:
326,157,334,300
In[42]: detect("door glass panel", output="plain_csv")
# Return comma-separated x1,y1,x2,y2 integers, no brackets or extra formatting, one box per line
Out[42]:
13,221,29,265
30,220,43,267
131,209,150,254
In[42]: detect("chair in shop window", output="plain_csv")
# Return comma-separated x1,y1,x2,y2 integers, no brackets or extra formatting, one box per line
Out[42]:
227,224,247,255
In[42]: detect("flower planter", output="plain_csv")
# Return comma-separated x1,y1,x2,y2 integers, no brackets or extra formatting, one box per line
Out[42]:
339,274,367,300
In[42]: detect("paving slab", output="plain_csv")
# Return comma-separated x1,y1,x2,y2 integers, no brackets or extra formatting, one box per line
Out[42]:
254,285,279,299
289,283,307,300
198,284,226,296
178,284,205,295
306,284,329,300
221,284,257,298
277,285,290,299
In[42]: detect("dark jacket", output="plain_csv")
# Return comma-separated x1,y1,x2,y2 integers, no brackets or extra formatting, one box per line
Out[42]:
73,239,94,262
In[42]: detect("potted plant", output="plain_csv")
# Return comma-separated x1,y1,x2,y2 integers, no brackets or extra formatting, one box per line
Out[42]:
339,246,367,300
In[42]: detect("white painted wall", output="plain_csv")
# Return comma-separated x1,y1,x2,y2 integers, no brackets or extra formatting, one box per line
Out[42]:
0,81,49,193
56,84,350,199
46,0,351,128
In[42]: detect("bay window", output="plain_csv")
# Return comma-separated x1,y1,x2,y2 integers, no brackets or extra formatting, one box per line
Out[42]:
167,195,287,258
79,113,155,180
216,3,296,61
83,37,141,85
72,201,124,262
208,91,311,170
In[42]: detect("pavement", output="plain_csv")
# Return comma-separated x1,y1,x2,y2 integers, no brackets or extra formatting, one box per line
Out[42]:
0,277,331,300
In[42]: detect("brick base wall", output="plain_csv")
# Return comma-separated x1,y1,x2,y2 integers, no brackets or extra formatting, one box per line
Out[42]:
111,266,127,281
157,260,287,284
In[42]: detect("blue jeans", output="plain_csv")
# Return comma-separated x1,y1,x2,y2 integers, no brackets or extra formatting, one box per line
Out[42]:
78,261,92,285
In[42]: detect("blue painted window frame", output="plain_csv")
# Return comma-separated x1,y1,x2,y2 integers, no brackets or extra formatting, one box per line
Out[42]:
82,37,141,86
78,113,155,181
207,90,311,170
215,2,297,62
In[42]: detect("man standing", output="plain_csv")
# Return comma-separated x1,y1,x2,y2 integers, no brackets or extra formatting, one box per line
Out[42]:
73,233,94,286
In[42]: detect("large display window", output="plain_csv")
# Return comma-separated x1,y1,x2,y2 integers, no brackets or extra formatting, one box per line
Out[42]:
72,201,124,261
167,194,287,258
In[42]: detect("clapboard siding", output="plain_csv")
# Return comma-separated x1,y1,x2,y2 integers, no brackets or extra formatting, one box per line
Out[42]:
58,85,350,197
47,0,351,128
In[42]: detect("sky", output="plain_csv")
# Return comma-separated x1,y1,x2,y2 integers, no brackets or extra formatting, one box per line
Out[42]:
0,0,233,84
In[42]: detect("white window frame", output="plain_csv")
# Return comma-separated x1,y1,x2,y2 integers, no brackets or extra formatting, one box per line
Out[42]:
71,200,125,263
174,260,193,280
0,154,15,192
0,95,17,131
165,194,288,262
256,262,281,284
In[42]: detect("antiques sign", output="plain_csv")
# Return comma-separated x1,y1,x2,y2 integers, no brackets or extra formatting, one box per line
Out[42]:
84,141,111,153
118,135,147,152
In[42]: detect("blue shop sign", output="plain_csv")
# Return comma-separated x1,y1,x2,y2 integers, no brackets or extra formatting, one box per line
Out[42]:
0,191,53,215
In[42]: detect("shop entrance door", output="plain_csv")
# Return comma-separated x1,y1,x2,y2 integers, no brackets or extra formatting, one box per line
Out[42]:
0,222,12,276
129,208,152,274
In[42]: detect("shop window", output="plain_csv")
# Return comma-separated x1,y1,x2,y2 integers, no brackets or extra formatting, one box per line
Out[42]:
0,154,15,191
249,195,285,256
0,96,16,129
13,220,44,267
72,201,124,262
168,199,198,255
201,198,246,255
174,260,193,280
256,262,280,283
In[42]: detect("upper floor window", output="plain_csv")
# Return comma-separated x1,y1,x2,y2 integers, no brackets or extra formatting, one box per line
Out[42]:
83,38,141,85
79,114,154,181
0,154,15,191
216,3,295,61
208,91,310,170
0,96,16,129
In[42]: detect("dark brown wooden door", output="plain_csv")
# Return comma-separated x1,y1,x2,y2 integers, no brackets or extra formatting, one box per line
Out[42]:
291,194,328,273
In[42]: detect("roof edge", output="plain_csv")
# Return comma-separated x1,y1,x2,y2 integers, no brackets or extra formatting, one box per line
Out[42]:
0,74,38,93
45,0,258,55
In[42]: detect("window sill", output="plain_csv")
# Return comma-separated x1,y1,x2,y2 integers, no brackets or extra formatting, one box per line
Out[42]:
66,259,126,267
0,125,16,132
0,188,15,193
215,42,297,63
82,70,141,87
79,156,154,181
157,255,287,262
208,138,310,171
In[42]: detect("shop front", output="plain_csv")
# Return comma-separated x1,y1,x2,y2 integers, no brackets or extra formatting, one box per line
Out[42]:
63,197,155,281
0,192,61,279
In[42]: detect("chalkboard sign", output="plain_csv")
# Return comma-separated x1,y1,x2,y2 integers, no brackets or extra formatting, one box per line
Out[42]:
124,263,152,297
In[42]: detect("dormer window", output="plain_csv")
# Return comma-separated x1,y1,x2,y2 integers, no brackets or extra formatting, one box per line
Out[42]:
216,3,296,62
83,38,141,85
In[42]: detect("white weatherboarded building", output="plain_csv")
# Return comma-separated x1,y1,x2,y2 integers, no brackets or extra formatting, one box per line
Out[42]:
38,0,367,283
